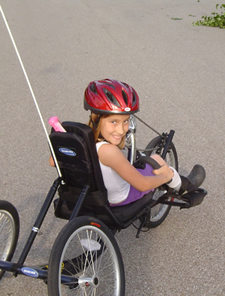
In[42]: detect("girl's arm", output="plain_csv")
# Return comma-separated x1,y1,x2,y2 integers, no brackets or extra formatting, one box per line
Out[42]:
49,155,55,167
98,143,173,192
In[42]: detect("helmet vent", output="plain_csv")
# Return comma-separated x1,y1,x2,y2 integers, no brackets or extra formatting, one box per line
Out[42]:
132,91,137,107
90,83,98,94
122,90,128,105
103,88,121,107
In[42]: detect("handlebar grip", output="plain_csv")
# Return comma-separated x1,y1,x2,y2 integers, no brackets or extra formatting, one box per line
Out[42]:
138,156,161,169
138,156,173,184
49,116,66,132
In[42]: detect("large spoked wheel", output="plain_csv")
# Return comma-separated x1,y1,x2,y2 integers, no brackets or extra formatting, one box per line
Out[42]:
48,216,125,296
144,136,178,228
0,200,20,280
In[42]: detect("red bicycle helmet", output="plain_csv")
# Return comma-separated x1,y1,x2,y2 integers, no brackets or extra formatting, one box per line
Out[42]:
84,79,139,114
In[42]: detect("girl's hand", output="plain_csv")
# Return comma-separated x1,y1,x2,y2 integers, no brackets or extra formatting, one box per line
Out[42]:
153,165,174,183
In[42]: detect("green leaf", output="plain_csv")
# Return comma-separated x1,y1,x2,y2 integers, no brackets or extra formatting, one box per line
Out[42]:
171,17,183,20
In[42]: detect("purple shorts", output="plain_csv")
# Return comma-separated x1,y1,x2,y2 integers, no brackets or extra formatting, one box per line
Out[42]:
111,164,154,207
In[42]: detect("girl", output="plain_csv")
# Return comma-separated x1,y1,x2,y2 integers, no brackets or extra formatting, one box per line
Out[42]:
83,79,205,206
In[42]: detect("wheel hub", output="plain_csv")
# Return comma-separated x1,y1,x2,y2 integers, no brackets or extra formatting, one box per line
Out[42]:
79,275,99,288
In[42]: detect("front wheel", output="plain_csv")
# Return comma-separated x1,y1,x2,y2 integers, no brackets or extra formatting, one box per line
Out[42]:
144,136,179,227
48,216,125,296
0,200,20,280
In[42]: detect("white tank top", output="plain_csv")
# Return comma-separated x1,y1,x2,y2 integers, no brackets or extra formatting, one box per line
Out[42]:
96,142,130,204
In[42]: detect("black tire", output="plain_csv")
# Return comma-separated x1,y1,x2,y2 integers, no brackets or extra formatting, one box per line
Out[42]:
48,216,125,296
144,136,178,227
0,200,20,280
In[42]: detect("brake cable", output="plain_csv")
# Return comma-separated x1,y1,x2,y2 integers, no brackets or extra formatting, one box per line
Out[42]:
134,114,162,137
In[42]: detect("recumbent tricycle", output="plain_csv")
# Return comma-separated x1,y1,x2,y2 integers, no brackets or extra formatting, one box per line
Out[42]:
0,115,207,295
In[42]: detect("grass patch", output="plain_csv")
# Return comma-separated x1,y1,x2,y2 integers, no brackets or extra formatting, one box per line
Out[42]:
193,4,225,29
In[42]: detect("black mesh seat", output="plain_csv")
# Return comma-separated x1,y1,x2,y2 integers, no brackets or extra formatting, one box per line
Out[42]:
49,122,154,228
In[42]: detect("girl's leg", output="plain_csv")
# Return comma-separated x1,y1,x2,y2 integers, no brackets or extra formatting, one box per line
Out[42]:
150,154,167,166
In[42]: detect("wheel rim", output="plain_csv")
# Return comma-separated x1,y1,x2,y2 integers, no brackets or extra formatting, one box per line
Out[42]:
147,142,177,223
58,225,121,295
0,210,16,262
164,149,177,169
151,190,169,222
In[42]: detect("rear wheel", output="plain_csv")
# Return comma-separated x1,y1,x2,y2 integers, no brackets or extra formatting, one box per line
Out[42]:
144,136,178,227
48,216,125,296
0,200,20,279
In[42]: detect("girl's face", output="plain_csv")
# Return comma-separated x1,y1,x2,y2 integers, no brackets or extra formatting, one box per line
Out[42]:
100,114,130,145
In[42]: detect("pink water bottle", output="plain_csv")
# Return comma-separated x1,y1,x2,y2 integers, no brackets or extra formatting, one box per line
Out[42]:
48,116,66,132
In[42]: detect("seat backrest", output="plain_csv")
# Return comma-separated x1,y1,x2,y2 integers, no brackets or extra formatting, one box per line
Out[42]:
49,122,155,228
49,122,108,206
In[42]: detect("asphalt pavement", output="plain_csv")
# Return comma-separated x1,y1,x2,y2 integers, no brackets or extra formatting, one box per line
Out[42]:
0,0,225,295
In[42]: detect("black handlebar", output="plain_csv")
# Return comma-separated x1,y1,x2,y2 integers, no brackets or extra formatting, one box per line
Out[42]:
138,156,161,169
161,130,175,159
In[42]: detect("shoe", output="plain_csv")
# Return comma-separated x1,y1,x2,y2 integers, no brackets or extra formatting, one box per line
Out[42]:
179,165,206,195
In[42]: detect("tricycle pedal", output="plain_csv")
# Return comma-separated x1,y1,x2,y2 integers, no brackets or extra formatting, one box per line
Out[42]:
179,188,207,209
